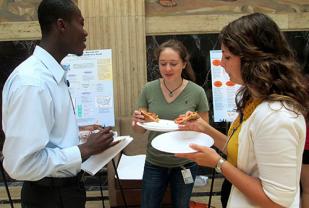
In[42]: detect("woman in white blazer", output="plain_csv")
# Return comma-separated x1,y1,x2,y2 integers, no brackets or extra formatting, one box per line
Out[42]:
176,13,309,208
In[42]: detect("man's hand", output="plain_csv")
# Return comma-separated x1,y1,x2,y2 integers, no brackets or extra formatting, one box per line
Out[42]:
78,126,119,160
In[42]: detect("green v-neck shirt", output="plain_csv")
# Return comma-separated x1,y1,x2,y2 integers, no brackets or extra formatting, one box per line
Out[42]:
138,79,209,167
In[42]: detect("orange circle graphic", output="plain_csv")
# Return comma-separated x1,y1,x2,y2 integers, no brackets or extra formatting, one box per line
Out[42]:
226,81,236,87
212,59,221,66
213,80,223,87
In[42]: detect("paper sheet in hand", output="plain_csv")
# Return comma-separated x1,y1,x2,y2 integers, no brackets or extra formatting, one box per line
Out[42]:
81,136,133,175
116,154,146,180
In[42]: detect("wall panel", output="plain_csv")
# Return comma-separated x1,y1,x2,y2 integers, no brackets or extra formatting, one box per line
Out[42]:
79,0,147,118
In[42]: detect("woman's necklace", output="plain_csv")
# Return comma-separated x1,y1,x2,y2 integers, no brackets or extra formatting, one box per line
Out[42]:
163,78,183,97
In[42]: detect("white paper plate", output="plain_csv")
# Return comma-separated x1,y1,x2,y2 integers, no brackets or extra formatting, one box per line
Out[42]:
151,131,214,153
137,119,179,132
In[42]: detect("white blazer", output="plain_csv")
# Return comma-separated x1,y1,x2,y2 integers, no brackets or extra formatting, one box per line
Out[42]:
227,101,306,208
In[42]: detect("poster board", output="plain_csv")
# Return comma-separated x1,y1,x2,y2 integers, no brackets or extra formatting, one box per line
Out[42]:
61,49,115,127
210,50,240,122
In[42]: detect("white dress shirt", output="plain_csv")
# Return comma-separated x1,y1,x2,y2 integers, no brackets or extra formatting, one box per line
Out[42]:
227,101,306,208
2,46,82,181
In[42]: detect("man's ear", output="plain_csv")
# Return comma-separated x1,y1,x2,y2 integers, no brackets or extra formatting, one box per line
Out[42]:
56,18,66,32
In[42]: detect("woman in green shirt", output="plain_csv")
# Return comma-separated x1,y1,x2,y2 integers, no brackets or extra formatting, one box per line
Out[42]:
132,39,209,208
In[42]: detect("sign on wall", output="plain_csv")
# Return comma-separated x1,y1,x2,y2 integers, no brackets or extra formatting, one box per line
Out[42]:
210,50,240,122
61,49,115,127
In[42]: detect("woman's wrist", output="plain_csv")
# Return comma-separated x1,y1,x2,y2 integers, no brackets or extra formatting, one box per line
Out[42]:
131,120,137,127
203,123,214,136
215,157,226,173
132,120,146,133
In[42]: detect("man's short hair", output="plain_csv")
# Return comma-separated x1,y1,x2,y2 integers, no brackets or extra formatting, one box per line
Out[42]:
38,0,78,35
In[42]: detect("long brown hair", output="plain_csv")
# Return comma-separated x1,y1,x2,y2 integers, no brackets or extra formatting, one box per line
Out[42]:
219,13,309,119
154,39,196,82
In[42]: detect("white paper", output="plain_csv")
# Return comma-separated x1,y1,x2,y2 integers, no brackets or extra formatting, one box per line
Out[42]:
81,136,133,175
116,154,146,180
61,49,115,127
210,50,240,122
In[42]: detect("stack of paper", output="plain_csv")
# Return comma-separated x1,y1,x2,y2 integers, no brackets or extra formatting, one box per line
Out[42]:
116,154,146,180
81,136,133,175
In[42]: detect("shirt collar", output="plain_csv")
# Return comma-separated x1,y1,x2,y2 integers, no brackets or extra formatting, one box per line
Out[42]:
33,45,65,84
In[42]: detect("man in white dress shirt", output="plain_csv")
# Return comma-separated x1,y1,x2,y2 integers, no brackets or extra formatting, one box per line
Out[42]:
2,0,117,207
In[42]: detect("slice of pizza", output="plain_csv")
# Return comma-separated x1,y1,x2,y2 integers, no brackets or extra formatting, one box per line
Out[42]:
174,111,200,124
140,110,160,122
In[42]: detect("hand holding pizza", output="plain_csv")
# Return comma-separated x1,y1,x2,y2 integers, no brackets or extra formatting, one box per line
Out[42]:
140,110,159,122
174,111,200,124
177,111,210,133
132,109,160,128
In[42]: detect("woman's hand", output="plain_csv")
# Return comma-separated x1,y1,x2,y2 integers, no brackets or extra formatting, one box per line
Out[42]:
131,109,148,135
175,144,221,168
132,110,145,127
178,117,210,133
